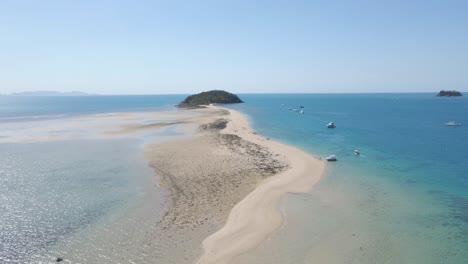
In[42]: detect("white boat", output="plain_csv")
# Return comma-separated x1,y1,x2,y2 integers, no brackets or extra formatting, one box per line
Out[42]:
300,110,304,114
354,149,360,155
326,155,337,161
445,121,462,126
327,122,336,128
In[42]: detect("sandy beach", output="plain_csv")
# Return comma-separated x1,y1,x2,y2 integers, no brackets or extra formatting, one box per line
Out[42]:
142,105,325,263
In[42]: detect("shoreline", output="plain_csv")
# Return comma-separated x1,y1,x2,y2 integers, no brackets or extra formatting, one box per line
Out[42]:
195,106,325,263
143,106,292,263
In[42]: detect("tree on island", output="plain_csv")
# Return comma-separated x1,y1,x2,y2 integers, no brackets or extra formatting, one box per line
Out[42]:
178,90,244,108
436,90,463,97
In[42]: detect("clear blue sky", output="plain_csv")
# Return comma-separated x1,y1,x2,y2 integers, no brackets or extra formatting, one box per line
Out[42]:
1,0,467,94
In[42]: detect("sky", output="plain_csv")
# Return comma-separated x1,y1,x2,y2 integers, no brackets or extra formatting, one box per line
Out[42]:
0,0,467,94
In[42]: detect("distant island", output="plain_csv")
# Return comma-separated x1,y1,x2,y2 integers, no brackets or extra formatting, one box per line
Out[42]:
178,90,244,108
436,90,463,97
11,91,90,96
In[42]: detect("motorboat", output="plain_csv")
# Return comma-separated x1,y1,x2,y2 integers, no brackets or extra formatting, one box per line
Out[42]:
354,149,360,155
445,121,462,126
300,110,304,114
326,155,337,161
327,122,336,128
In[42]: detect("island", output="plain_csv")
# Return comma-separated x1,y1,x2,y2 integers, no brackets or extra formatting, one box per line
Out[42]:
436,90,463,97
178,90,244,108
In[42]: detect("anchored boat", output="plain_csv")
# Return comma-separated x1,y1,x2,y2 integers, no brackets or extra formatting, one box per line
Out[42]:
445,121,462,126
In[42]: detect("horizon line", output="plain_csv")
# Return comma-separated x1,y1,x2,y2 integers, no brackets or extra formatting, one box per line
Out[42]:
2,91,466,96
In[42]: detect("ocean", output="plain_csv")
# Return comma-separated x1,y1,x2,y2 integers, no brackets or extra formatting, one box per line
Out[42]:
1,94,467,263
227,93,468,263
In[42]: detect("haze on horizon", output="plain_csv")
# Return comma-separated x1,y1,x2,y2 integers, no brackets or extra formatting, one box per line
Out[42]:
1,0,467,95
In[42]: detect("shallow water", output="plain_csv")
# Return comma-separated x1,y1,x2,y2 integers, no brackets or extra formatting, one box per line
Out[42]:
0,94,204,263
0,139,165,263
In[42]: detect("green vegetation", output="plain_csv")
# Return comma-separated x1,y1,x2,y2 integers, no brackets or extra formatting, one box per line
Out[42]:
178,90,244,107
437,90,463,97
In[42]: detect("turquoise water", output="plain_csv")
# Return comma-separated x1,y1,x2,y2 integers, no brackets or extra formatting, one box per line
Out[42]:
1,94,467,263
228,94,468,196
227,94,468,263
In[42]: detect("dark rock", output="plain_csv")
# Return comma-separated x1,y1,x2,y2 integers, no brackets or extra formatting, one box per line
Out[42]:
199,119,229,131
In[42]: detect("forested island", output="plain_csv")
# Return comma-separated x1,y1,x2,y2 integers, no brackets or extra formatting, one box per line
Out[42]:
436,90,463,97
178,90,244,108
